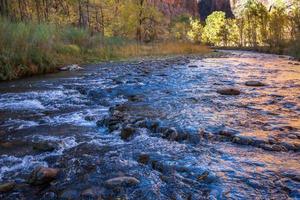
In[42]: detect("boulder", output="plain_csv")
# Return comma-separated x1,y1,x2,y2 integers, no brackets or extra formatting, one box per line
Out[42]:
217,88,241,95
0,182,15,193
120,126,136,140
105,176,140,187
245,81,266,87
138,154,150,164
33,142,55,152
188,65,198,68
28,167,59,185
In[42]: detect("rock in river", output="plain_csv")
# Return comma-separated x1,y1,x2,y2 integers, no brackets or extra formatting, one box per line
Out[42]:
59,64,83,71
245,81,266,87
217,88,241,95
28,167,59,185
105,176,140,188
0,182,15,193
138,154,150,164
33,141,55,152
120,126,136,140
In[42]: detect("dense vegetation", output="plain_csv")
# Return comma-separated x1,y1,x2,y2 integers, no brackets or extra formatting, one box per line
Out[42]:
187,0,300,56
0,0,299,80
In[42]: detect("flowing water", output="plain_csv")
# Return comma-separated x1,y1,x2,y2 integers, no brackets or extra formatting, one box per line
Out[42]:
0,51,299,199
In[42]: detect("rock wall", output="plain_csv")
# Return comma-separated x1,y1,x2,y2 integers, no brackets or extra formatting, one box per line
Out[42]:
198,0,234,21
148,0,199,17
150,0,293,21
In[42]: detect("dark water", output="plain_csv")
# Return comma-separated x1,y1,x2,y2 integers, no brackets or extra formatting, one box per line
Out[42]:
0,51,299,199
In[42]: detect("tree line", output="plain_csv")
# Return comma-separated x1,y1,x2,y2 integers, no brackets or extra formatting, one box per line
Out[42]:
186,0,300,54
0,0,166,42
0,0,299,53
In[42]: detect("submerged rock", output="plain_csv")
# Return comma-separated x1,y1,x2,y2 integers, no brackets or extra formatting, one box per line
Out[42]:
28,167,59,185
33,142,55,152
245,81,266,87
60,189,79,200
217,88,241,95
105,176,140,187
0,182,15,193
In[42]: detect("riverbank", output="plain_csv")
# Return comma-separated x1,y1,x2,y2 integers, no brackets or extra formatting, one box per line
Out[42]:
0,17,211,81
213,46,300,61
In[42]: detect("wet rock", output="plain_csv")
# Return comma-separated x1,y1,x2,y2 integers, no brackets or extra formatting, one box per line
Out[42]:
84,115,95,121
218,128,239,139
80,188,99,199
217,88,241,95
197,171,209,181
60,64,83,71
33,142,55,152
42,192,57,200
188,65,198,68
232,136,252,145
151,160,165,173
245,81,266,87
162,127,178,141
138,154,150,164
127,95,143,102
28,167,59,185
60,189,80,200
105,176,140,188
97,110,125,131
135,119,161,133
87,89,108,100
120,125,136,140
0,182,15,193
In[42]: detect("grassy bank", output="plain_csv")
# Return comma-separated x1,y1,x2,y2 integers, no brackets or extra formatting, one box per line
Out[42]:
213,44,300,60
0,18,210,81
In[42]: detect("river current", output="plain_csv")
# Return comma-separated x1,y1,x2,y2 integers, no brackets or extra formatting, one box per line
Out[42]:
0,51,299,199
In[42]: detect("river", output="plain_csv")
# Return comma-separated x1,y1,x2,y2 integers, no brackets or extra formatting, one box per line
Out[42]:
0,51,299,199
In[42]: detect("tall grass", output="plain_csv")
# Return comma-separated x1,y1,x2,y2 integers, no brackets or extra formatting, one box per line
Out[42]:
0,18,211,80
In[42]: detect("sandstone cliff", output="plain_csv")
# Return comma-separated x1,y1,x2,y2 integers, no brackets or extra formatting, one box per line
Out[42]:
150,0,292,21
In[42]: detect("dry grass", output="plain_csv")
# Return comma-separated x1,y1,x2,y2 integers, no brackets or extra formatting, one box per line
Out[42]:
116,42,211,59
0,18,211,81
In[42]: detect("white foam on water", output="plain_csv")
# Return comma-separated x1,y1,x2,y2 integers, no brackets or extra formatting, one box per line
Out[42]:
0,155,48,181
1,119,39,130
0,99,45,110
0,136,79,181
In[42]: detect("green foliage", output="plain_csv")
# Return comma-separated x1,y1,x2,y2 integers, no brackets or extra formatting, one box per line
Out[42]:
187,18,203,43
218,19,239,46
202,11,226,45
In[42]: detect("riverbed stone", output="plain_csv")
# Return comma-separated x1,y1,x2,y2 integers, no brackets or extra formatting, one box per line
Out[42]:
138,154,150,164
163,127,178,141
0,182,15,193
245,81,266,87
81,188,98,199
33,142,55,152
60,189,80,200
28,167,60,185
217,88,241,95
120,125,136,140
105,176,140,187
